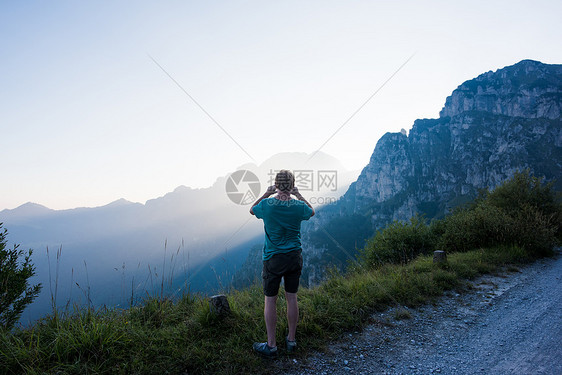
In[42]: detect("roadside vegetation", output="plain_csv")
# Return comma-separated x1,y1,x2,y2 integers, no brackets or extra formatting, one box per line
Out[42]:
1,170,560,374
0,224,41,330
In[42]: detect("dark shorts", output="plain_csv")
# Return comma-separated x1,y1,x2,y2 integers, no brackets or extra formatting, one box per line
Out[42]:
262,250,303,297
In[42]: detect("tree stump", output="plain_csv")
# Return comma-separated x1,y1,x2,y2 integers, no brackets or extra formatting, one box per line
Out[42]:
433,250,447,264
209,294,231,318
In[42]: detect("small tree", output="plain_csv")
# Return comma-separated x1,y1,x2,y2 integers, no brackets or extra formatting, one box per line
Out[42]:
0,223,42,330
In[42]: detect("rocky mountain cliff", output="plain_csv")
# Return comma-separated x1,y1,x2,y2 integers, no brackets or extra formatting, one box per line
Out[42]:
300,59,562,285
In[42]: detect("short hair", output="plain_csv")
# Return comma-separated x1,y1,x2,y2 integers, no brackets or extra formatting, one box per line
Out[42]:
275,170,295,192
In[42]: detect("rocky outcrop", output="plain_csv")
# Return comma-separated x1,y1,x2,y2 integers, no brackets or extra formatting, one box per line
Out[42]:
440,59,562,120
302,60,562,285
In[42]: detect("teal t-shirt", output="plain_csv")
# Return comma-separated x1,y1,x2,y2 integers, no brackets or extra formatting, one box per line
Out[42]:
252,198,313,261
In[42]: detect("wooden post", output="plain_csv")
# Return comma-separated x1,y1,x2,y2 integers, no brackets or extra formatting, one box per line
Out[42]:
209,294,231,318
433,250,447,264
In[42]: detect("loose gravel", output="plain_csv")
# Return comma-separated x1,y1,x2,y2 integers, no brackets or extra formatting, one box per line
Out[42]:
274,251,562,375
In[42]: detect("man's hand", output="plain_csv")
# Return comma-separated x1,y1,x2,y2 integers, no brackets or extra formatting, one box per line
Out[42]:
265,185,277,196
290,187,301,197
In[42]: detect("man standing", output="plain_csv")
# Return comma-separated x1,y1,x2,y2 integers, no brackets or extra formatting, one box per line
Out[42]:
250,170,315,357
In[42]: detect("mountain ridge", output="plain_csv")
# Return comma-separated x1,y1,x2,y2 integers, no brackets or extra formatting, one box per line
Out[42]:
298,59,562,286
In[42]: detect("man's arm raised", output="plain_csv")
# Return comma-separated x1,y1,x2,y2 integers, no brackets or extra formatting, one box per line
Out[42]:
250,185,277,215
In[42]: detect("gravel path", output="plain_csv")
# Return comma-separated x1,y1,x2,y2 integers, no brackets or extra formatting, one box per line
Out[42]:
275,252,562,375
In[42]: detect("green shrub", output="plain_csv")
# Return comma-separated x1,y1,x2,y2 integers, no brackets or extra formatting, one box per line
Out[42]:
437,170,561,255
361,215,436,267
486,169,562,248
486,170,559,219
437,204,512,253
507,203,558,256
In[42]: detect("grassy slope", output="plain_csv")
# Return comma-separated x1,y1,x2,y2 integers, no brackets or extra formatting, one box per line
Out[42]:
0,245,536,375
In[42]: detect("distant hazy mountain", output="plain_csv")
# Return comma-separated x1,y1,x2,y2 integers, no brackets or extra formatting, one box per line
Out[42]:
0,151,357,324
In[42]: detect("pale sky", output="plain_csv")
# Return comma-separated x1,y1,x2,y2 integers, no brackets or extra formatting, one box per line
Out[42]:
1,0,561,210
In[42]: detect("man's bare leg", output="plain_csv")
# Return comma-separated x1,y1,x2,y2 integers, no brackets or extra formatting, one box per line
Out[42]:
264,296,278,347
285,292,298,341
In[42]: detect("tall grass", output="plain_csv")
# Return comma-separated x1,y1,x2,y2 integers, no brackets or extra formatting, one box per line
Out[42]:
0,244,542,375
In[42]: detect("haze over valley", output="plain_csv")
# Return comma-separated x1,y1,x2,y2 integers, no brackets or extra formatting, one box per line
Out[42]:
0,151,357,323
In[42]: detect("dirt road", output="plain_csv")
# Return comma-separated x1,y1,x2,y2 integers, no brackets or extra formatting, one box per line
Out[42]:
278,252,562,375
